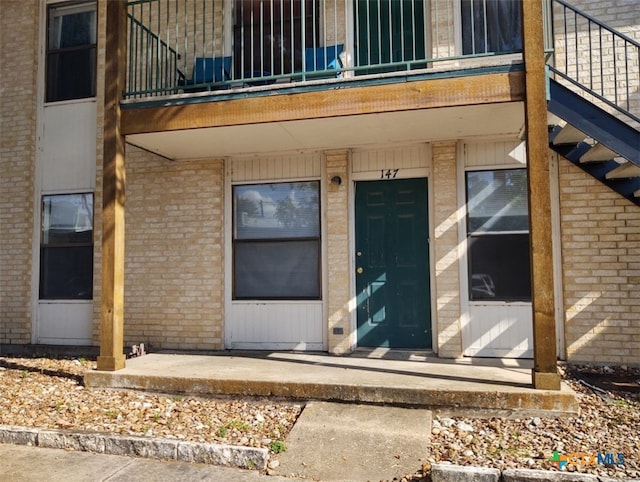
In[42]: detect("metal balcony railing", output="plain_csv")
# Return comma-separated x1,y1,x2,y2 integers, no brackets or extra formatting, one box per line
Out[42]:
124,0,528,100
549,0,640,124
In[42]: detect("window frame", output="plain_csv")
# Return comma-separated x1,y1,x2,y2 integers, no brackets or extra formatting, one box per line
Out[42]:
46,0,97,103
232,180,322,301
39,192,94,301
465,167,531,303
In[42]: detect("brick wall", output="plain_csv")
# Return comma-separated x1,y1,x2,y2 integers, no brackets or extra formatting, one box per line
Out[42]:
0,0,39,344
558,157,640,365
91,0,107,343
553,0,639,365
122,149,225,351
432,141,462,358
325,150,351,354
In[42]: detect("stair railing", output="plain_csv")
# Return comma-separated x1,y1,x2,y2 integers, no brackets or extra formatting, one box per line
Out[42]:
549,0,640,125
126,5,180,98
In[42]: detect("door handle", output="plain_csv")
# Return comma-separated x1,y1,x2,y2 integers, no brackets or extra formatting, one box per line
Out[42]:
356,267,364,274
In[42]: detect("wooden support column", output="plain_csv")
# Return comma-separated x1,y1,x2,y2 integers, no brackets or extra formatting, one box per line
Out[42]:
97,0,127,371
522,0,561,390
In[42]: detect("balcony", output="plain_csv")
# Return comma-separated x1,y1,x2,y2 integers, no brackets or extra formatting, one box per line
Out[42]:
121,0,535,159
125,0,529,100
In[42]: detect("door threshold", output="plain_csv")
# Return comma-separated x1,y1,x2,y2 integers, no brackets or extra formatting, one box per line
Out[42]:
353,347,437,361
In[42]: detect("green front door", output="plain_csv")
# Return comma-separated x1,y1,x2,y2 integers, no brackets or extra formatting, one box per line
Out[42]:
355,178,431,349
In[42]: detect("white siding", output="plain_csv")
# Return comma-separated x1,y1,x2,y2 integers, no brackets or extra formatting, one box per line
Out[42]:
462,304,533,358
41,102,97,192
227,302,324,350
36,301,93,345
352,143,429,176
464,139,527,169
232,152,321,182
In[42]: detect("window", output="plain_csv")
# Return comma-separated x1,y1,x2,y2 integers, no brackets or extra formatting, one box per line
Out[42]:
461,0,522,55
46,1,97,102
466,169,530,302
233,181,320,299
40,193,94,300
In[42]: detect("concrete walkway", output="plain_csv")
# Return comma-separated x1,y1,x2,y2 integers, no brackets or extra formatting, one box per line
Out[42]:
273,401,432,480
85,351,578,416
0,443,298,482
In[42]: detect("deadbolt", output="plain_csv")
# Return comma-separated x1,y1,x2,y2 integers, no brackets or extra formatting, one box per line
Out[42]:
356,267,364,274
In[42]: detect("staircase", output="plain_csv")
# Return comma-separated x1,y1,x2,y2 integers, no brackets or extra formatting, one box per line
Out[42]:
546,0,640,206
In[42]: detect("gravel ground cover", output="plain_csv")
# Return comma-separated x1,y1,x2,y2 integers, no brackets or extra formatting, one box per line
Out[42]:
415,364,640,480
0,356,301,453
0,356,638,479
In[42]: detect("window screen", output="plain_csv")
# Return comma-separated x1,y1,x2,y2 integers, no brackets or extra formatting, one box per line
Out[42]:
40,193,94,300
233,181,321,299
466,169,531,302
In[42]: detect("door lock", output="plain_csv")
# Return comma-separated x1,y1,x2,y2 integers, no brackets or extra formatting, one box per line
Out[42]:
356,267,364,274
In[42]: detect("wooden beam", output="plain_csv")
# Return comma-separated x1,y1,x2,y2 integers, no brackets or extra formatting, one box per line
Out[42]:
98,0,127,372
522,0,561,390
122,71,525,136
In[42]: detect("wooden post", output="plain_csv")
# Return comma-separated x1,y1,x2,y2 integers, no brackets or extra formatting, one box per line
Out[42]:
522,0,561,390
97,0,127,371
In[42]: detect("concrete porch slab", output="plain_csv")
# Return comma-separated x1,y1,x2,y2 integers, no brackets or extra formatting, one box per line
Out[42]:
84,352,578,416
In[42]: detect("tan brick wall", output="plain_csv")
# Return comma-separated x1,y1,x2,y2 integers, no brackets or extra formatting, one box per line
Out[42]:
558,157,640,365
325,150,351,354
91,0,107,344
430,0,457,60
123,150,225,351
432,141,462,358
0,0,39,344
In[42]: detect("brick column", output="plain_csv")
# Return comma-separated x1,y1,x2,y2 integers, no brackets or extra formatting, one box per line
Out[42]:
325,150,352,354
432,141,462,358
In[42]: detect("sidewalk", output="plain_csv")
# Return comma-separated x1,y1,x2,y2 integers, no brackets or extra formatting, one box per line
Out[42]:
0,443,298,482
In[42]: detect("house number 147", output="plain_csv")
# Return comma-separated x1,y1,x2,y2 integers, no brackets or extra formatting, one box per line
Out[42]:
380,169,399,179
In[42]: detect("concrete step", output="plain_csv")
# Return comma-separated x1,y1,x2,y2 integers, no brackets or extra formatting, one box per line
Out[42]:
605,161,640,179
551,124,586,145
579,143,617,163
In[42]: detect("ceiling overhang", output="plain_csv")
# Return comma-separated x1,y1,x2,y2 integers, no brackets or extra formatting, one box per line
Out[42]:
126,102,525,160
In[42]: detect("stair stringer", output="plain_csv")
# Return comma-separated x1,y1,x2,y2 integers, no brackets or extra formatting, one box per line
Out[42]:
547,79,640,206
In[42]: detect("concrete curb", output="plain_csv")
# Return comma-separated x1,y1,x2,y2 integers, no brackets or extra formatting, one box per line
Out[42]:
0,425,268,471
431,464,639,482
